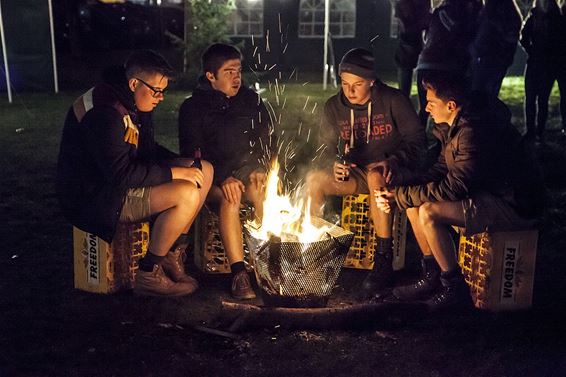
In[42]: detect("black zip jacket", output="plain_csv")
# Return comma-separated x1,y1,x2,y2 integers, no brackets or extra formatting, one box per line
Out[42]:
56,67,175,242
178,77,272,186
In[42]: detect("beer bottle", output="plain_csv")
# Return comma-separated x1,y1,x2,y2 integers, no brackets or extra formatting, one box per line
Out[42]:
192,147,202,188
337,138,351,182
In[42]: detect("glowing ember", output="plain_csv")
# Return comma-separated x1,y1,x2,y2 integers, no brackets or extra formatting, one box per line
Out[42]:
246,158,335,243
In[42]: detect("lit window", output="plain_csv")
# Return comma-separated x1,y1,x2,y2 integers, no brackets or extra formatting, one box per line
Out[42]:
298,0,356,38
229,0,264,37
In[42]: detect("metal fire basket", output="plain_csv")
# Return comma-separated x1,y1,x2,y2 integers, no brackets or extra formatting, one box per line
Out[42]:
244,217,354,308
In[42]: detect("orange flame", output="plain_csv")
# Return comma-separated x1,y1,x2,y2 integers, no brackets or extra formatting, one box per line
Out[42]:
246,159,334,243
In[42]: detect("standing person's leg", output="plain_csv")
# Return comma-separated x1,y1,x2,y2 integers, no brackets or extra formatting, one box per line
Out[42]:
416,69,429,127
557,69,566,133
360,169,394,296
417,201,472,309
491,65,508,100
398,67,413,97
524,61,538,139
536,73,556,140
392,206,441,301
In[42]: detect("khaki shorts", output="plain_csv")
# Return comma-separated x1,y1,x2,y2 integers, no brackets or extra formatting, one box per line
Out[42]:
119,187,152,223
462,191,535,236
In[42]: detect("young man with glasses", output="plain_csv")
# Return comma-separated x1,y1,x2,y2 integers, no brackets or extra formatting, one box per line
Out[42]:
178,43,273,299
57,50,213,297
305,48,426,299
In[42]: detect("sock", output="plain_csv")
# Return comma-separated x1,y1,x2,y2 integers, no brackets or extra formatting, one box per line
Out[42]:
375,237,393,255
170,233,190,252
440,267,464,286
139,252,165,272
423,255,439,271
231,261,246,276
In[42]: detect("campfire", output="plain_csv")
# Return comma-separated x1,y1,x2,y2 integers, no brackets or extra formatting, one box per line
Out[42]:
244,159,353,308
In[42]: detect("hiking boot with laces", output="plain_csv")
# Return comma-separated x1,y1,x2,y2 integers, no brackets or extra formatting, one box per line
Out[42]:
393,257,441,301
231,270,256,300
161,248,199,288
134,264,197,297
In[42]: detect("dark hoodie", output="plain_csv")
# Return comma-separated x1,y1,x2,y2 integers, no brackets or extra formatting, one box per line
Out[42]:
319,81,425,174
395,98,544,219
178,77,272,186
56,66,175,242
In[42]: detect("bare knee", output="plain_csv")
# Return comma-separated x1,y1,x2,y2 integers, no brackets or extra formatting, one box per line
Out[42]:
201,160,214,186
367,169,386,189
175,181,200,208
418,202,441,227
305,170,329,193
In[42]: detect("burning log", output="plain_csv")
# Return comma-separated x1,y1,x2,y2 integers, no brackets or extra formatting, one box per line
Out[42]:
221,301,428,332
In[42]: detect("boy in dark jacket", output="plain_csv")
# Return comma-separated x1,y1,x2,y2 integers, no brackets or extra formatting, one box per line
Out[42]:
178,43,272,300
375,72,544,310
57,50,213,297
306,48,426,298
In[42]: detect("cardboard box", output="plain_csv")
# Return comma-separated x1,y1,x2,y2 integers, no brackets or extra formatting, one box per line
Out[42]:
193,206,251,274
73,222,149,293
458,230,538,311
340,194,406,271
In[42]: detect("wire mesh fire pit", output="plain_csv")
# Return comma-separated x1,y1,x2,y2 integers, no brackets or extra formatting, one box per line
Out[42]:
244,217,354,308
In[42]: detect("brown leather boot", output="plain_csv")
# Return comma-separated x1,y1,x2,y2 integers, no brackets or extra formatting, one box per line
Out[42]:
231,270,256,299
161,248,199,288
134,264,197,297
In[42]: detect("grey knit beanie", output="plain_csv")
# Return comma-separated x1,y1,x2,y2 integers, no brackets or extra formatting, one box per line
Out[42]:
339,48,376,80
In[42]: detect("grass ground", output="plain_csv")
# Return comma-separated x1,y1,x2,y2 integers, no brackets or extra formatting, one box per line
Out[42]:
1,76,565,377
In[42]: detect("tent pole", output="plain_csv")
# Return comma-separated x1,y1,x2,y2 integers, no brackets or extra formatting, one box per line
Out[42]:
322,0,329,90
47,0,58,93
0,0,13,103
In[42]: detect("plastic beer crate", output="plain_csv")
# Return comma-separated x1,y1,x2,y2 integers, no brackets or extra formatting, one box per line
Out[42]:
341,194,406,271
458,230,538,311
193,205,251,274
73,222,149,293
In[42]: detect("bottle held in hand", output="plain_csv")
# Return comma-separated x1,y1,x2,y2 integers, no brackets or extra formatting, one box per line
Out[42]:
192,147,202,188
337,138,351,182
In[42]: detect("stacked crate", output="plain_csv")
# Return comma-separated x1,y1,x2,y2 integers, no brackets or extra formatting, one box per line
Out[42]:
73,222,149,293
458,230,538,311
193,205,252,273
341,194,407,271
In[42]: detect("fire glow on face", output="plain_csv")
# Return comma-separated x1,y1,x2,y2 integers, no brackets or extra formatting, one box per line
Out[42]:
246,158,335,243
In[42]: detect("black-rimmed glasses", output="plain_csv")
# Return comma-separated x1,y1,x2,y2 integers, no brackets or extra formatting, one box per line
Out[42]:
135,77,167,98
